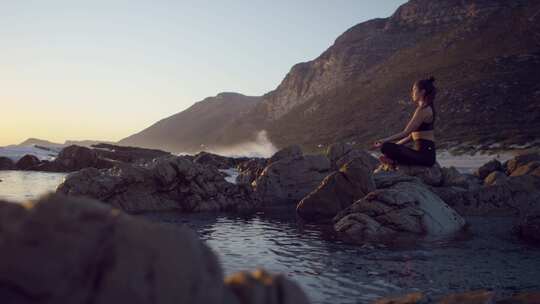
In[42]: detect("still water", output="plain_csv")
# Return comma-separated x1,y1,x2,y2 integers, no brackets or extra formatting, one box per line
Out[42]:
0,151,538,303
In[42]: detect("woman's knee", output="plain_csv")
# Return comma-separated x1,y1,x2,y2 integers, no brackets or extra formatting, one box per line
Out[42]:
380,142,396,155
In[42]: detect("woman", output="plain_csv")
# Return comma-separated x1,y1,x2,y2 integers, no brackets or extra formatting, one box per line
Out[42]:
371,76,437,168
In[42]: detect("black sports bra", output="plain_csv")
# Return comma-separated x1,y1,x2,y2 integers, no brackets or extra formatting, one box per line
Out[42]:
416,105,434,131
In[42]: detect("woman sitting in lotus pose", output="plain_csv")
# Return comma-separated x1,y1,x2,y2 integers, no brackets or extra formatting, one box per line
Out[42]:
372,76,437,168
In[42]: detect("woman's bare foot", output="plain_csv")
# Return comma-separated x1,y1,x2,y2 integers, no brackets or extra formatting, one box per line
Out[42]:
378,155,397,169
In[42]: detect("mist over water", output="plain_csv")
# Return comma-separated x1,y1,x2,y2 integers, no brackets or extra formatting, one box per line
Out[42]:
206,130,278,158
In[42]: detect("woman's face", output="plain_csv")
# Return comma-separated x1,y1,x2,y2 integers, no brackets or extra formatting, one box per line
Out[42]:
411,84,423,104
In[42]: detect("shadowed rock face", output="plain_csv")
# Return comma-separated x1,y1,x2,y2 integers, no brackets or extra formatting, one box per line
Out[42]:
296,157,376,222
334,172,466,243
253,154,331,207
57,156,260,213
0,194,224,304
0,194,311,304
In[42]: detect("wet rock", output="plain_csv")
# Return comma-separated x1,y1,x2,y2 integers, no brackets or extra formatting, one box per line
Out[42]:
236,158,268,185
55,145,115,171
15,154,41,170
193,151,249,169
505,152,540,175
297,158,376,222
484,171,508,186
0,157,15,170
253,154,331,206
269,145,303,163
225,269,310,304
441,166,482,190
0,194,224,304
431,175,540,216
375,162,443,186
57,156,260,213
326,142,379,171
474,159,502,179
334,179,465,243
92,143,171,163
510,161,540,177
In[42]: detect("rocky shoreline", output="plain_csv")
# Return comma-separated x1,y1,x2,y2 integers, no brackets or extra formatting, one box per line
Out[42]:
1,142,539,303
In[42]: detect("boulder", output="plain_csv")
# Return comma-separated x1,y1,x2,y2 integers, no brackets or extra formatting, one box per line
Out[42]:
334,178,465,243
57,156,260,213
236,158,268,185
253,154,331,206
55,145,115,171
484,171,508,186
441,166,482,190
297,158,376,222
474,159,502,179
193,151,249,169
505,152,540,175
0,194,224,304
326,142,379,171
0,194,310,304
510,160,540,177
225,269,310,304
269,145,303,164
92,143,171,163
15,154,41,170
0,156,15,170
430,175,540,216
375,162,443,186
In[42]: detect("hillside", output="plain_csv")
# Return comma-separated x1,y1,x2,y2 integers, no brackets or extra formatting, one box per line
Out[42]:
118,92,262,153
122,0,540,154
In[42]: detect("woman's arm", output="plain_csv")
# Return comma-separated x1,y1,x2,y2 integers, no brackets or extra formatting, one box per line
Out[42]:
396,134,412,145
379,107,426,143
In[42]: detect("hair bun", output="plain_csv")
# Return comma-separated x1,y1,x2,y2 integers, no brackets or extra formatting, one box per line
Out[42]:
428,76,436,83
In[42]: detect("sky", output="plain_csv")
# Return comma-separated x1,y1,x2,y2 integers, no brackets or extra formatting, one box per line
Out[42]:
0,0,406,146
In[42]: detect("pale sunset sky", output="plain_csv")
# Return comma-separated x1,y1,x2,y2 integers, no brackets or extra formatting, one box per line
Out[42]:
0,0,406,146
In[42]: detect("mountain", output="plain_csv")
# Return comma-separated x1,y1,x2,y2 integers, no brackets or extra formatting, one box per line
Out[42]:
123,0,540,153
118,92,262,153
18,138,63,147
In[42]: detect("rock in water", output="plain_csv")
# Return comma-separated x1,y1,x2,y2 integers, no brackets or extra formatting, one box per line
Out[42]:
297,158,375,222
0,194,224,304
253,154,331,206
505,152,540,175
431,175,540,216
15,154,41,170
57,156,259,213
0,157,15,170
225,269,310,304
0,194,311,304
334,176,465,243
510,161,540,178
474,159,502,179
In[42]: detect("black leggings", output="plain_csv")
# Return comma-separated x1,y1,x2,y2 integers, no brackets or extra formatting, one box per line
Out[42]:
380,139,436,166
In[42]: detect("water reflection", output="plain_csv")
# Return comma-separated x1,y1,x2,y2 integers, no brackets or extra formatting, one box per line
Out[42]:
142,212,540,304
0,170,67,202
